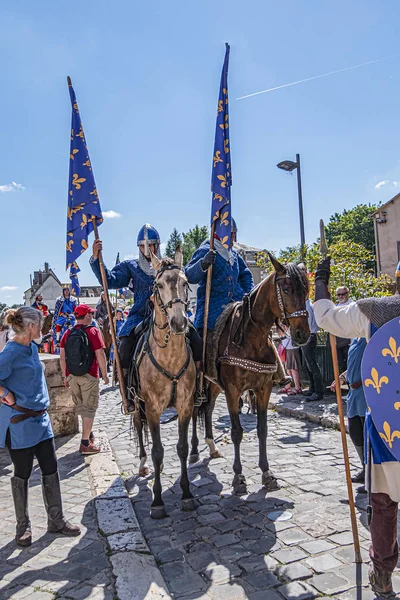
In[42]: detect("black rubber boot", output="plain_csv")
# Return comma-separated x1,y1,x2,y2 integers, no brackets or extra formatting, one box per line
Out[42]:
194,371,206,407
11,476,32,546
352,446,365,483
42,472,80,536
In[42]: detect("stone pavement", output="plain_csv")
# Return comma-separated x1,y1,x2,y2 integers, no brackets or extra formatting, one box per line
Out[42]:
94,387,400,599
2,385,400,599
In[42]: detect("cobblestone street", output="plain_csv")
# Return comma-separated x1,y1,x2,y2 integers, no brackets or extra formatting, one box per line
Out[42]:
1,388,400,599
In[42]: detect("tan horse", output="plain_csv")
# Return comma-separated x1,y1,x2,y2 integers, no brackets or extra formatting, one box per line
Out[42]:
133,247,196,519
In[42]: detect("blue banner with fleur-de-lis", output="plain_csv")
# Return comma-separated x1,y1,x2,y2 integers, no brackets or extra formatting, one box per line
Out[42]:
66,77,103,269
69,261,81,296
211,43,232,250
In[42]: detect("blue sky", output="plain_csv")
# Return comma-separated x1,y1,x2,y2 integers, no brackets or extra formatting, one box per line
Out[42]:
2,0,400,305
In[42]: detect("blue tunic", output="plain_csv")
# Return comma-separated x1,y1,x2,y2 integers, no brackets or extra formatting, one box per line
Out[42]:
185,242,254,330
53,296,78,328
346,338,367,419
90,257,154,336
0,342,53,449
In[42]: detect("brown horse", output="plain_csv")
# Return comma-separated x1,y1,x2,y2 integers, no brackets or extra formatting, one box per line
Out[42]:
134,248,197,519
41,312,54,336
190,254,310,494
100,312,114,368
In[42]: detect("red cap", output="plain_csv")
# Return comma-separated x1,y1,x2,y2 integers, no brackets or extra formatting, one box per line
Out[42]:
74,304,94,317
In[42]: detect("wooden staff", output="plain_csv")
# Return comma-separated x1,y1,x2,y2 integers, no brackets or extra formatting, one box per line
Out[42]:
201,221,216,371
320,219,361,563
92,218,128,413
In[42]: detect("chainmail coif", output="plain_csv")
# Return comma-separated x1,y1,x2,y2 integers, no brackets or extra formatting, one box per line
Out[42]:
357,295,400,329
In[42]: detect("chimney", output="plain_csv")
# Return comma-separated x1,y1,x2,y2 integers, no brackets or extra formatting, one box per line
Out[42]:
30,274,32,287
44,262,49,272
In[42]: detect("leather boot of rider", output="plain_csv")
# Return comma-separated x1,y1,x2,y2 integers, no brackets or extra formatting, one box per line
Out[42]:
194,363,206,407
124,368,136,413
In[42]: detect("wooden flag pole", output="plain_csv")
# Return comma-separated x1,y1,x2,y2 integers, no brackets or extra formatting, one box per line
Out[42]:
201,222,216,372
319,220,361,563
92,218,128,414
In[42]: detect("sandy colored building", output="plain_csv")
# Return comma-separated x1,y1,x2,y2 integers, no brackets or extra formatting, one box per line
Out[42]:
372,194,400,276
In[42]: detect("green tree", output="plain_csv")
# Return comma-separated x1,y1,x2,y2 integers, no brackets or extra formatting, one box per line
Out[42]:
256,240,393,300
182,225,209,265
166,228,183,258
0,302,6,312
325,203,378,256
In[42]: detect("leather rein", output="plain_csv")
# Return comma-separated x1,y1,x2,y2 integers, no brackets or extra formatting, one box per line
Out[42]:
144,264,192,404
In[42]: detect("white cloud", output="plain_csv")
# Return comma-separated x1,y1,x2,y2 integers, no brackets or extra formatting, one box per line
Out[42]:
160,242,167,256
0,286,18,291
375,180,400,189
0,181,25,193
123,253,137,260
103,210,121,219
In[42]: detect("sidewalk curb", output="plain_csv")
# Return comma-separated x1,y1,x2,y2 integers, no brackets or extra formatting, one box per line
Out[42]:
87,432,172,600
269,395,348,433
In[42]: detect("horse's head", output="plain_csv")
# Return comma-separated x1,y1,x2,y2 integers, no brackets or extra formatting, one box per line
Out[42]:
151,247,189,335
268,253,310,346
41,312,53,336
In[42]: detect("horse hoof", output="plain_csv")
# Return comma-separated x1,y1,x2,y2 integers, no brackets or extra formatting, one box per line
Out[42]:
189,454,199,464
262,471,280,491
150,505,167,520
210,450,224,459
232,474,247,495
182,498,198,512
139,466,149,477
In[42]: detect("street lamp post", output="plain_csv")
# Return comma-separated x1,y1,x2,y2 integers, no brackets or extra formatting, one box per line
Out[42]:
277,153,306,261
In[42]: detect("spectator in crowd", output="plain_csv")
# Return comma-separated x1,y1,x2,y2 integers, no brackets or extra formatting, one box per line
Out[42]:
59,304,109,455
95,291,108,325
0,307,80,546
331,337,368,488
0,308,10,352
302,297,325,402
278,329,302,395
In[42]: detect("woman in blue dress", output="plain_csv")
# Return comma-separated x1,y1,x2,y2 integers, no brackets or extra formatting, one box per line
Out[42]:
0,307,80,546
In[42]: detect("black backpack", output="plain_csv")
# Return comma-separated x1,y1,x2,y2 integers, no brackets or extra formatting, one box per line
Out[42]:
65,326,95,376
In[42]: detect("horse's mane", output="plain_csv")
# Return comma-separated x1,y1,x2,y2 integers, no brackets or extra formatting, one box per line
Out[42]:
158,257,175,269
285,262,309,296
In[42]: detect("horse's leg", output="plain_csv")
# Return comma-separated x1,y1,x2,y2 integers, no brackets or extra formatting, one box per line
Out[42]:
134,411,149,477
205,384,223,459
257,383,280,491
189,408,199,463
227,391,247,495
149,420,166,519
177,414,197,511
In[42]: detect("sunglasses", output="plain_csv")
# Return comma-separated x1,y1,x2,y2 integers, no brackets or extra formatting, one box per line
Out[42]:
337,293,348,297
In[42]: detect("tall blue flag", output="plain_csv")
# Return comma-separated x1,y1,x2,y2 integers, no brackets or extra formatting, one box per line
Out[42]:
66,77,103,270
211,43,232,249
69,261,81,296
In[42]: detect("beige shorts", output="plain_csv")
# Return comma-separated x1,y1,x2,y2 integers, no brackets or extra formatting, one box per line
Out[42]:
67,374,100,418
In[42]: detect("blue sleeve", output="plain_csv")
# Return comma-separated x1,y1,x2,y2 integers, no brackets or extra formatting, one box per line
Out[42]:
185,247,208,284
90,258,133,290
0,346,14,385
52,298,62,326
238,255,254,293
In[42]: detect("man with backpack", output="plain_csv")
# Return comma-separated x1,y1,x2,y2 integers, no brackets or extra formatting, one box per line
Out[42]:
59,304,109,455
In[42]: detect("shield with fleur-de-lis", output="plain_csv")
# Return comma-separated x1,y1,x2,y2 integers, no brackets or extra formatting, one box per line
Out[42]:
362,317,400,460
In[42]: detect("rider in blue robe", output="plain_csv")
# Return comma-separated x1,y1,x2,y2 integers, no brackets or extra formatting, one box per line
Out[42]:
52,288,78,343
185,219,254,331
90,224,204,409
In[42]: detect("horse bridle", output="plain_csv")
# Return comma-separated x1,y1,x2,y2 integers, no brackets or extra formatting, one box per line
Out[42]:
275,273,308,326
152,264,189,346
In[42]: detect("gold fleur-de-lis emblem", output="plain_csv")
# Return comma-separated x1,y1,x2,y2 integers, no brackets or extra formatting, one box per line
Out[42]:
76,126,84,140
394,402,400,410
80,214,88,229
224,139,229,154
213,151,223,168
364,367,389,394
220,235,229,249
70,129,74,141
72,174,86,189
222,88,227,95
382,337,400,363
82,159,91,169
70,149,79,160
217,100,223,114
81,239,88,250
90,188,98,197
217,174,227,188
220,211,229,226
379,421,400,448
219,115,229,131
66,239,74,252
73,102,79,113
214,193,223,202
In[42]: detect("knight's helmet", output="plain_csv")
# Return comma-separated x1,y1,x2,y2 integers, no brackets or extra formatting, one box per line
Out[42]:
231,217,237,233
137,223,160,258
395,260,400,294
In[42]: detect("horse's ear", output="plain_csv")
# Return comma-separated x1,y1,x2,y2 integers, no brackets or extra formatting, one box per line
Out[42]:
174,245,183,268
268,252,285,275
150,250,161,271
